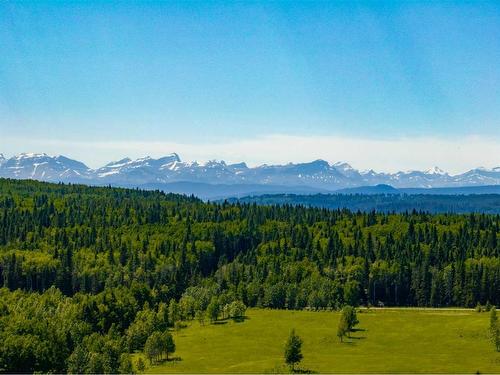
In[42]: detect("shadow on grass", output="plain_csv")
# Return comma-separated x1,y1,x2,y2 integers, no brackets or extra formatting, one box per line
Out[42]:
351,327,366,332
263,364,317,374
343,341,358,346
233,316,250,323
293,367,318,373
213,316,251,324
341,334,366,345
153,356,182,365
348,335,366,340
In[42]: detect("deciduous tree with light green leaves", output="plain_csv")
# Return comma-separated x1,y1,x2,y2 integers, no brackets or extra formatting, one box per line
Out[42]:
168,299,180,327
144,331,163,364
164,331,176,360
206,297,220,323
229,300,247,321
342,305,359,332
337,314,349,342
144,331,176,364
337,305,359,342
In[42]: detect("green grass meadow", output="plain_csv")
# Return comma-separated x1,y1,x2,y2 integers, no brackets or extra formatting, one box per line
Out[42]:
143,308,500,374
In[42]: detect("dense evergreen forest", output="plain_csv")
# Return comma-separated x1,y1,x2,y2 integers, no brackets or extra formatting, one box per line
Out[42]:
0,178,499,373
228,193,500,214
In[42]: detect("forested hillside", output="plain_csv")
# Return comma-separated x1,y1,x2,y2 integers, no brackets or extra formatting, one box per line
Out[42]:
0,178,499,373
228,193,500,214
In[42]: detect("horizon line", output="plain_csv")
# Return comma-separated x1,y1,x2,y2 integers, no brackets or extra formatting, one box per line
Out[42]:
1,150,499,177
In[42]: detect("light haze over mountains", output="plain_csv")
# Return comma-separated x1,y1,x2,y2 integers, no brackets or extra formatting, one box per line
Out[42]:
1,152,499,199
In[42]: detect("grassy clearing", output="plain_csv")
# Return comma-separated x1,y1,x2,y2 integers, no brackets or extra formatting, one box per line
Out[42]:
143,308,500,373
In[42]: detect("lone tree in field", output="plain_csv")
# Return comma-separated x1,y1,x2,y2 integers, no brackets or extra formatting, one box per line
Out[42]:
337,305,359,342
491,307,500,352
344,305,359,331
343,305,359,331
490,307,498,335
284,329,303,372
493,326,500,352
337,314,349,342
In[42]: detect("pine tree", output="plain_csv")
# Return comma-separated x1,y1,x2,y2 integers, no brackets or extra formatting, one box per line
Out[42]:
490,307,498,335
490,307,500,352
284,329,303,371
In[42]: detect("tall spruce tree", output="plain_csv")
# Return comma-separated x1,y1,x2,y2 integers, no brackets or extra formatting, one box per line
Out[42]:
284,329,303,371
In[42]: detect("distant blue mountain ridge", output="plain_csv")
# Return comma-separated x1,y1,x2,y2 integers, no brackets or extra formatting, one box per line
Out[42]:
0,152,499,199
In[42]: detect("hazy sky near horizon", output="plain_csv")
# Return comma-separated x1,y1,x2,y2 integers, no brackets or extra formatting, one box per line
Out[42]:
1,1,499,172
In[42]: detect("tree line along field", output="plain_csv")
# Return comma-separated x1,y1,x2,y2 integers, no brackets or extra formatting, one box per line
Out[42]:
140,308,500,374
0,178,499,373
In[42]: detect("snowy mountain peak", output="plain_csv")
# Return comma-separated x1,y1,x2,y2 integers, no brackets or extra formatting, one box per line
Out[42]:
168,153,181,162
0,152,499,190
203,160,227,168
473,166,499,172
334,161,355,171
0,153,91,181
425,166,446,175
105,158,132,168
15,152,49,159
229,162,248,169
310,159,330,167
156,153,181,164
334,161,351,167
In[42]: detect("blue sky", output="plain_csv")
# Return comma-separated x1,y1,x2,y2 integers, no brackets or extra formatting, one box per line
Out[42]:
0,1,499,171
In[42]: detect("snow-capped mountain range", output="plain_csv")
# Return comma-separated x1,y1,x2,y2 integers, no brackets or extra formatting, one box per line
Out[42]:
1,152,499,193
